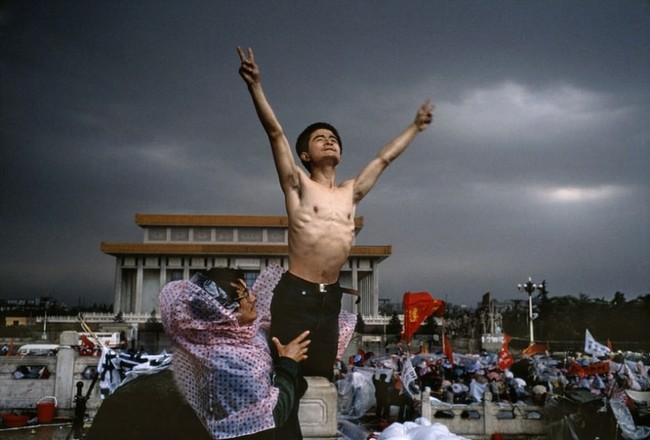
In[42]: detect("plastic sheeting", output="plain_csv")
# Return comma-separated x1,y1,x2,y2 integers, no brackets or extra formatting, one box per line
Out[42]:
377,418,469,440
610,399,650,440
337,371,377,420
338,419,372,440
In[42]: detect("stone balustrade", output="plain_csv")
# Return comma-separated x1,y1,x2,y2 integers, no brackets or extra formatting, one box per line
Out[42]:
420,389,547,439
0,331,100,416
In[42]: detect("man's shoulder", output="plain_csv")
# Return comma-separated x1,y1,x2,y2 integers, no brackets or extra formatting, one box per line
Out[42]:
338,178,355,189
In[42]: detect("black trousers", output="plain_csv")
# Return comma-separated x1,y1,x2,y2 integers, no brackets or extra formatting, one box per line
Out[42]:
270,271,342,439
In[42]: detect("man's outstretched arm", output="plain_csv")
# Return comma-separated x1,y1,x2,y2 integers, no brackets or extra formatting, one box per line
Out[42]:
353,101,435,203
237,47,300,192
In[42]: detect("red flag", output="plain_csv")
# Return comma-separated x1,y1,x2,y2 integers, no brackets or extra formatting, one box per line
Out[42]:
498,333,514,370
522,342,549,357
443,333,454,366
79,335,97,356
80,334,96,349
402,291,445,342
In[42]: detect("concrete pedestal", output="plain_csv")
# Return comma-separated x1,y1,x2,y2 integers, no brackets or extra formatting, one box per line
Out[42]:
54,331,80,410
299,376,338,439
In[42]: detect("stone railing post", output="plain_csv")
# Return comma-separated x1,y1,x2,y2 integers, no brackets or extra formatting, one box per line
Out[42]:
299,377,338,439
483,391,494,436
54,331,79,412
421,387,432,421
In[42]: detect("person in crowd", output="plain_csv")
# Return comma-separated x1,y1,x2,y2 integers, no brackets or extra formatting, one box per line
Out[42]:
333,357,347,381
390,373,415,422
532,384,548,405
469,372,489,403
159,267,311,439
373,373,392,421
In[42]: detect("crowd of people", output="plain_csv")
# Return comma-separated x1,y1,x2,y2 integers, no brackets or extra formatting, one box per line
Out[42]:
335,343,649,431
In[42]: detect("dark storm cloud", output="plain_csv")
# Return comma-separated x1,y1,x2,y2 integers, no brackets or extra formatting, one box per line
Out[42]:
1,1,648,307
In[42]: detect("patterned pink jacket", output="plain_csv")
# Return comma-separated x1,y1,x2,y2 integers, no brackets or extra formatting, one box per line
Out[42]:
159,265,355,438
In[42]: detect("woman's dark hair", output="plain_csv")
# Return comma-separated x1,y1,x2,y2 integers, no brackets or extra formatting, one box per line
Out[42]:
295,122,342,172
203,267,246,302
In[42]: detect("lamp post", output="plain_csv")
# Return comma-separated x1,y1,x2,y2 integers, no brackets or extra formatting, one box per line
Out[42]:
41,310,47,340
517,277,537,344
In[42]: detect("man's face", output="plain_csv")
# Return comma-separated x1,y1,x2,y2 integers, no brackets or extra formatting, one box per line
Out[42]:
231,279,257,326
304,128,341,166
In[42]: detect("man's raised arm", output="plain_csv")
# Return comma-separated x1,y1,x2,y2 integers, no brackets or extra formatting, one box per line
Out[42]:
237,47,300,191
352,100,435,203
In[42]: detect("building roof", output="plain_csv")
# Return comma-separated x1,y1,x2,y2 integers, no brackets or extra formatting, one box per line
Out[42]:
104,214,387,260
100,243,391,259
135,214,365,229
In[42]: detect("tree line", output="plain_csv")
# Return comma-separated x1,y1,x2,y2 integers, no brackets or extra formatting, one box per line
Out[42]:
502,292,649,351
378,292,649,353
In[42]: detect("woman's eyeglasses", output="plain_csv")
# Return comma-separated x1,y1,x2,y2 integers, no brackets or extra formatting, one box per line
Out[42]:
233,287,252,303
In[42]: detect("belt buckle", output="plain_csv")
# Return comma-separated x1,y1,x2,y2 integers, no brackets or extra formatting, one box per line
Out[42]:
318,283,327,293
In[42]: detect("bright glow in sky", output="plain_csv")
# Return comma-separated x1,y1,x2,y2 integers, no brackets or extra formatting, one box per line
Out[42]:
542,185,625,204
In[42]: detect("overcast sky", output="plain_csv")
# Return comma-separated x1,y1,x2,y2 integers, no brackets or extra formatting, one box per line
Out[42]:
1,1,648,309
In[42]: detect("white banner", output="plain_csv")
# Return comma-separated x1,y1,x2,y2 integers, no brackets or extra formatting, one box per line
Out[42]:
400,356,419,398
584,329,611,357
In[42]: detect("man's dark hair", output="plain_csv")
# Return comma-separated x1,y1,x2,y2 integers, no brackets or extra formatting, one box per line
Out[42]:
204,267,246,302
295,122,342,172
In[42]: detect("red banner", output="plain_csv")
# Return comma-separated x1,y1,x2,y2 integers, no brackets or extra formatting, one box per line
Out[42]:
586,361,610,376
568,360,610,378
498,333,514,370
402,291,445,342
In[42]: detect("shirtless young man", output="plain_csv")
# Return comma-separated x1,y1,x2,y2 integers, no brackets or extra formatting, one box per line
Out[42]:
237,47,434,381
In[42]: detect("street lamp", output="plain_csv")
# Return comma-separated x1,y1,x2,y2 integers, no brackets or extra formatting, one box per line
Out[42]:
517,277,538,344
41,309,48,340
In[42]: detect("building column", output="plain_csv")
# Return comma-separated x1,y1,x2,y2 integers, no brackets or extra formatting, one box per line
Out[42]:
183,257,190,280
351,260,358,315
135,259,143,314
160,258,167,289
113,259,122,313
371,263,379,317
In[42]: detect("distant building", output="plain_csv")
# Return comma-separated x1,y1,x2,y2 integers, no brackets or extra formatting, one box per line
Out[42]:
4,316,35,327
101,214,392,317
0,297,46,312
